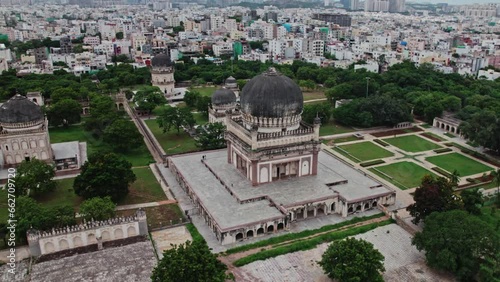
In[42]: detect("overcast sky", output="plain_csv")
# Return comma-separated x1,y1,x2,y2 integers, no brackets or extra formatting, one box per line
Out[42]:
409,0,500,4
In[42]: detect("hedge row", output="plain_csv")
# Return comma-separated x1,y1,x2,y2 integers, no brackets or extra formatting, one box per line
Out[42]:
233,220,392,267
373,139,389,147
224,213,385,255
432,167,452,178
360,159,385,167
433,148,453,154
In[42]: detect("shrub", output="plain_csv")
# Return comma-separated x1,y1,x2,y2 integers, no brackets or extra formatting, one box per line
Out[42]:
432,167,452,178
373,139,389,147
360,159,385,167
433,148,453,154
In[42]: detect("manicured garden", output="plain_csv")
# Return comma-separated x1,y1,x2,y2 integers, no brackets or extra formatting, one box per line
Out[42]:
49,123,154,167
426,153,493,177
144,119,198,155
319,122,354,136
336,141,393,162
369,161,436,190
383,135,442,153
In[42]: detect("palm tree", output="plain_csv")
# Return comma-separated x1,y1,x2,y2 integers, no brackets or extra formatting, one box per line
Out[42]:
449,169,461,188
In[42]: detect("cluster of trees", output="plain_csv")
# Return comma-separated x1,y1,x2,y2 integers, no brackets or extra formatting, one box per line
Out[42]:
195,122,226,150
407,174,500,281
156,105,195,134
183,90,211,115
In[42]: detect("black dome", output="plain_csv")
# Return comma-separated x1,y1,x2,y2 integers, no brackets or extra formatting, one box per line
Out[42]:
151,53,173,67
240,68,303,118
0,94,44,124
225,76,236,83
211,88,236,105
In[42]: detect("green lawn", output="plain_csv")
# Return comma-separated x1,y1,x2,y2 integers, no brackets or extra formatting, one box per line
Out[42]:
189,86,217,97
426,153,494,177
49,123,154,167
193,112,209,125
34,178,83,211
337,141,393,162
119,167,167,205
303,91,326,101
384,135,442,153
144,119,198,155
320,122,354,136
0,189,8,224
369,161,436,190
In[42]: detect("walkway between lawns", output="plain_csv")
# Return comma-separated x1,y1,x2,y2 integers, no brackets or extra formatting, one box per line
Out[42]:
220,215,389,269
115,199,177,211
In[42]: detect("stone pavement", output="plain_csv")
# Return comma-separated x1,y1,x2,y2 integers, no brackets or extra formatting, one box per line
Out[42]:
0,246,30,263
115,199,176,211
150,226,192,259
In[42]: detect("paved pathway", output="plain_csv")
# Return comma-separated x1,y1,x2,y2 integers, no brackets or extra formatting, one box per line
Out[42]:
0,246,30,263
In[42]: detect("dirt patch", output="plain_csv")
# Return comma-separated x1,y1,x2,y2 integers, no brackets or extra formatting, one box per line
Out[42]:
420,133,442,142
116,204,184,229
371,127,423,138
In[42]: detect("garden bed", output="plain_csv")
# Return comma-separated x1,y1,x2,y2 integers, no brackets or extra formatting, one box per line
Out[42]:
421,132,446,142
370,127,423,138
360,159,385,167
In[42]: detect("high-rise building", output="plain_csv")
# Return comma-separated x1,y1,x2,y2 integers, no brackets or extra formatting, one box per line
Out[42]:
365,0,389,12
59,37,72,54
389,0,405,13
312,14,352,27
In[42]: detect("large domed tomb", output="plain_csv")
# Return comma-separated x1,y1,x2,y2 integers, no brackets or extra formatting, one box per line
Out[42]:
239,67,304,133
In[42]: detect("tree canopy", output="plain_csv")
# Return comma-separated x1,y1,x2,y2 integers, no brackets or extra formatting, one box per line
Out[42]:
79,196,116,221
73,151,136,201
103,119,143,152
151,240,229,282
412,210,499,281
406,175,462,224
47,98,82,127
133,86,166,114
319,237,385,282
156,105,195,134
195,122,226,150
14,159,56,196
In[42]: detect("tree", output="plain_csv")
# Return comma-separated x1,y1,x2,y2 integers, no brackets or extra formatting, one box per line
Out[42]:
449,169,460,187
459,110,500,154
406,175,462,224
157,105,195,134
133,86,166,114
183,90,201,108
195,95,211,115
319,238,385,282
73,152,136,201
195,122,226,150
460,188,484,215
14,159,56,196
151,240,228,282
79,196,116,221
492,169,500,207
103,119,143,152
47,98,82,127
84,95,119,137
412,210,499,281
115,31,124,40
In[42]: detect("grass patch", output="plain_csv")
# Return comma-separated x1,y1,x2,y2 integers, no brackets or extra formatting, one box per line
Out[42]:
116,204,183,230
451,143,500,168
303,91,326,101
144,119,198,155
233,220,392,266
225,213,385,255
319,122,354,136
426,152,494,177
193,112,208,125
119,167,167,205
333,147,361,162
49,123,154,167
0,189,8,224
360,159,385,167
186,223,205,243
421,123,432,128
189,86,217,97
337,141,393,162
34,178,83,211
433,148,453,154
384,135,442,153
369,161,436,190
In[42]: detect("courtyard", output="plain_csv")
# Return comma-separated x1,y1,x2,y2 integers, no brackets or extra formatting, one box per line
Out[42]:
426,152,493,177
335,141,394,162
383,135,442,153
369,161,437,190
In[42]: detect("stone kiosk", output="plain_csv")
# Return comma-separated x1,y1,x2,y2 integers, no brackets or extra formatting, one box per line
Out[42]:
169,68,396,245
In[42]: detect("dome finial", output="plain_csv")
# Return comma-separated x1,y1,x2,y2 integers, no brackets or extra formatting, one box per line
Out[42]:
266,67,279,76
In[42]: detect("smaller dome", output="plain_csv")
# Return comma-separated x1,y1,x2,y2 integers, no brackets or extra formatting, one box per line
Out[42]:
151,53,173,67
0,94,44,124
225,76,237,84
211,88,236,105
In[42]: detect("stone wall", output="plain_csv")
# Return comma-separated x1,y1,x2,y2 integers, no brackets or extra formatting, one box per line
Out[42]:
27,209,148,257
